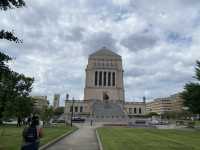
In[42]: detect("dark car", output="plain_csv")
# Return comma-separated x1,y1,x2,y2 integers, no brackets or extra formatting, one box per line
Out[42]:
72,117,85,122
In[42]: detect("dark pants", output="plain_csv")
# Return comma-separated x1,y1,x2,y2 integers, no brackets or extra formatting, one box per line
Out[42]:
21,141,39,150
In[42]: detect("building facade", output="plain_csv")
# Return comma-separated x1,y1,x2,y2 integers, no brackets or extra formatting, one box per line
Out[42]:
146,94,184,114
65,47,146,119
32,96,49,110
64,48,185,120
84,47,125,102
53,94,60,109
124,102,146,117
170,94,184,112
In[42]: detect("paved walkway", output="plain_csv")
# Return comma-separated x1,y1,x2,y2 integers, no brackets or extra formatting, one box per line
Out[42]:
47,123,100,150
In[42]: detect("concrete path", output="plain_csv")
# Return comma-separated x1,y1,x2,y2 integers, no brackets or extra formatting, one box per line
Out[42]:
47,122,100,150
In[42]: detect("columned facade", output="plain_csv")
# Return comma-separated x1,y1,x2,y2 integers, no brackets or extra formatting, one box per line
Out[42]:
65,47,147,119
84,47,125,102
94,71,116,87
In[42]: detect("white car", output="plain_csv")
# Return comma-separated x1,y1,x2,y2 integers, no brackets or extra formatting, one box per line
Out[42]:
150,119,160,125
3,119,17,125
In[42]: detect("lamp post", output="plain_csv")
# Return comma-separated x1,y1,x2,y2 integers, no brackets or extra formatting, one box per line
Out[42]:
70,97,75,127
65,93,69,127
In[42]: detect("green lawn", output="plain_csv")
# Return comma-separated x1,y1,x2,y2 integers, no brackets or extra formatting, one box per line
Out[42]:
0,124,76,150
195,121,200,126
98,127,200,150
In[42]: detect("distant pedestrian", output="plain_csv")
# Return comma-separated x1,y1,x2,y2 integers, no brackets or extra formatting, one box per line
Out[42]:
90,119,93,126
17,117,22,127
21,116,43,150
27,116,32,125
24,118,28,125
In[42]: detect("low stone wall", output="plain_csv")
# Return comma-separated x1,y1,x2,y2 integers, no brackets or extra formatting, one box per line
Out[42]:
96,129,103,150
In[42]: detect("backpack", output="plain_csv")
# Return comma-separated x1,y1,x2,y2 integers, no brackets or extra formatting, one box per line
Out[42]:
24,127,38,143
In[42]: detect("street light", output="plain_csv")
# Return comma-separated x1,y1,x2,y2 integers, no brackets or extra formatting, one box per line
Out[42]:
70,97,75,127
65,93,69,127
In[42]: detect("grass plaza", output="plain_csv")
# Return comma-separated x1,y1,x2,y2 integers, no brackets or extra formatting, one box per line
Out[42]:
0,124,76,150
98,127,200,150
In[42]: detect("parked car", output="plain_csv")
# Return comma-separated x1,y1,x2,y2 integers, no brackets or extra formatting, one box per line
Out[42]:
135,120,146,125
72,117,85,122
3,119,17,125
149,119,160,125
159,120,169,125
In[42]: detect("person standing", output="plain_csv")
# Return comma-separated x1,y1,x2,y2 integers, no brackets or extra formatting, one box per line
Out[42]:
90,119,93,126
21,116,42,150
17,117,22,127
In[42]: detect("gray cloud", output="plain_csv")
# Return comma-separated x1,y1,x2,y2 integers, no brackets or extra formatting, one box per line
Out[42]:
61,27,85,42
83,31,117,55
121,33,158,51
1,0,200,103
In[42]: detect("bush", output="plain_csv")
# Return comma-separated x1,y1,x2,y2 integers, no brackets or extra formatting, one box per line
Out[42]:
187,121,195,128
145,112,159,117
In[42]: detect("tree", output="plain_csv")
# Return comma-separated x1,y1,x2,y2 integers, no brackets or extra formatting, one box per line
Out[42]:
40,106,54,125
0,0,25,42
0,0,34,123
54,107,64,116
161,111,191,120
0,61,34,122
145,112,159,117
0,30,22,43
182,60,200,115
12,73,34,119
0,0,25,10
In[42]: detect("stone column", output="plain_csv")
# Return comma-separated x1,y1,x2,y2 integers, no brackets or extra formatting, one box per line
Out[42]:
103,71,106,86
108,72,111,86
102,70,104,87
110,71,112,86
97,71,99,87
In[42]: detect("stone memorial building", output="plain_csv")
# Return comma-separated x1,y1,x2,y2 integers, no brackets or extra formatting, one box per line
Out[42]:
84,47,125,102
65,47,146,120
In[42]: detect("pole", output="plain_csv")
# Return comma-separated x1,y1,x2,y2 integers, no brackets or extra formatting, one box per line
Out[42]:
71,97,75,127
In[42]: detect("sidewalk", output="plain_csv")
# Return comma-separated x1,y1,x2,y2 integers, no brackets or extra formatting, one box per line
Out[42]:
47,123,99,150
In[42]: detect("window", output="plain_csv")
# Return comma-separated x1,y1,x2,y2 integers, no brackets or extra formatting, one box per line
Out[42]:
70,106,73,112
95,71,98,86
80,106,83,112
139,108,142,114
129,108,132,114
103,72,107,86
75,106,78,112
112,72,115,86
108,72,111,86
134,108,137,114
99,71,102,86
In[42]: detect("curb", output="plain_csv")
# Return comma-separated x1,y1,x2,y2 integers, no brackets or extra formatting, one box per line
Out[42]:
39,127,78,150
96,129,103,150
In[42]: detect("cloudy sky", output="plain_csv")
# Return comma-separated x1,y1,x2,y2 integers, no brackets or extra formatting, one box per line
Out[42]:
1,0,200,105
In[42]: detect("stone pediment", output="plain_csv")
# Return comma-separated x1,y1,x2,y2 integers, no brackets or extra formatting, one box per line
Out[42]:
89,47,121,59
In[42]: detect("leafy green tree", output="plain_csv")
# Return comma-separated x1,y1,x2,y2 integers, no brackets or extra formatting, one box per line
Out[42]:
13,74,34,119
0,0,25,10
0,53,14,120
0,61,34,121
0,0,35,123
40,106,54,125
161,111,191,120
0,0,25,42
145,112,159,117
54,107,64,116
182,60,200,114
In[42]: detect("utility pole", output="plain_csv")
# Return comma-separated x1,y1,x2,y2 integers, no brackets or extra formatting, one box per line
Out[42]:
70,97,75,127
